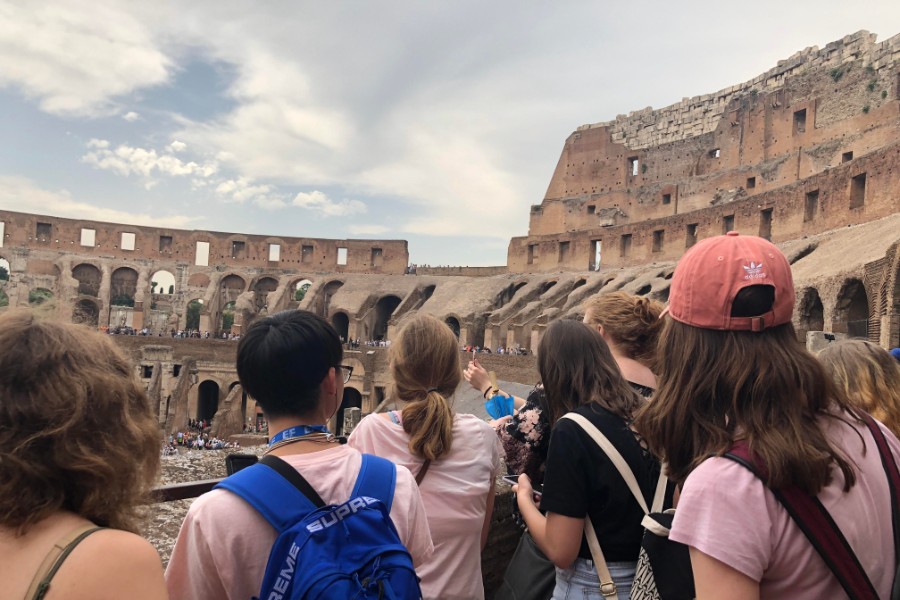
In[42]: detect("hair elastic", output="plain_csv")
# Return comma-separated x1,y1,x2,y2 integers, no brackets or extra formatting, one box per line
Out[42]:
425,387,439,394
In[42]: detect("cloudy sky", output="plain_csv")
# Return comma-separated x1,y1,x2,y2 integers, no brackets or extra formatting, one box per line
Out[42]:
1,2,898,266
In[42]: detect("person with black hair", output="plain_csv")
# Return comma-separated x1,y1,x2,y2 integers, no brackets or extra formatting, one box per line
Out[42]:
165,310,433,600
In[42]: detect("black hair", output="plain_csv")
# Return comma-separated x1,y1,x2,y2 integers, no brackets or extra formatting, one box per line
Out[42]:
236,310,342,419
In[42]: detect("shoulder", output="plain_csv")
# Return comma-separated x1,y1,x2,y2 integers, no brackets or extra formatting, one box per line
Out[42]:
53,529,167,599
454,412,495,435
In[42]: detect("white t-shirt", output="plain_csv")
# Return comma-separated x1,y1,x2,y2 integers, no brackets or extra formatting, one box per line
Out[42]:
164,445,434,600
348,412,502,600
671,415,900,599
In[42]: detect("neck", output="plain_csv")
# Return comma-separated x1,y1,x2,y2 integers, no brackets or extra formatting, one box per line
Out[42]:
611,350,657,389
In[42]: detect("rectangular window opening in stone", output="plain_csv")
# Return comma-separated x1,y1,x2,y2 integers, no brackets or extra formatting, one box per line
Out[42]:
336,247,348,266
36,222,51,242
620,234,632,258
527,244,537,265
723,214,735,233
371,247,383,267
759,208,773,241
686,223,698,248
662,193,671,205
628,157,639,177
159,235,173,252
268,243,281,262
0,222,4,248
173,364,182,377
231,240,246,259
121,232,136,251
842,151,854,163
558,241,570,262
195,241,210,266
587,205,596,214
590,239,602,271
652,230,664,253
850,173,866,209
302,245,314,263
141,365,153,379
793,109,807,134
709,148,721,158
80,228,96,247
804,190,819,222
746,177,756,189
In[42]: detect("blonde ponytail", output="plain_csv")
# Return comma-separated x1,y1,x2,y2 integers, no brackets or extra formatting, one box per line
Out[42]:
390,315,461,461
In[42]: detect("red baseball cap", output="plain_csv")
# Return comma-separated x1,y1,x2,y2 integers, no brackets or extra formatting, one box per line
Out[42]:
664,231,794,332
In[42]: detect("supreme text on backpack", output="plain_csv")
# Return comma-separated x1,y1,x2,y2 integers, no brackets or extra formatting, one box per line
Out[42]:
215,454,422,600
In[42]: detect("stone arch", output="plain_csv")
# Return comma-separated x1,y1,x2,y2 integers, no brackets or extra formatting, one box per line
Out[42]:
253,276,279,312
635,284,652,296
72,298,100,327
0,255,9,281
72,263,101,297
151,270,176,295
539,280,558,295
494,281,528,309
445,315,461,339
331,311,350,342
188,272,210,288
186,298,204,330
373,295,402,341
834,279,870,339
292,278,313,302
221,301,236,333
197,380,220,422
892,256,900,347
319,280,344,316
336,387,363,436
110,267,139,306
573,278,587,291
28,287,53,305
796,287,825,343
411,284,436,310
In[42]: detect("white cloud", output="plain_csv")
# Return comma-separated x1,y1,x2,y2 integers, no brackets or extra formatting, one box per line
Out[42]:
122,111,141,122
167,140,187,153
215,177,283,208
81,139,218,179
348,224,389,236
292,190,366,217
0,175,201,228
0,3,172,117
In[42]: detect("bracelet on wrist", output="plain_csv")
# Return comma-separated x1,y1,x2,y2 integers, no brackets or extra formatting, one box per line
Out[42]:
482,386,492,399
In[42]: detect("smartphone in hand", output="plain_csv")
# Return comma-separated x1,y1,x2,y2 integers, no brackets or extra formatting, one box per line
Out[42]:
502,474,542,496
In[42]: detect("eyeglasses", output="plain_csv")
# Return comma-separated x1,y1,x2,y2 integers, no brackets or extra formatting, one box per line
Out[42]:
339,365,353,383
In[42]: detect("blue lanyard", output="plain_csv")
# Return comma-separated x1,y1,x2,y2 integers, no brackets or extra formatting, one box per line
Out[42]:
268,425,331,446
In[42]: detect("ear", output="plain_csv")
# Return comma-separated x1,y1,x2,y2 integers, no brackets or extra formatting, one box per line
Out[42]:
321,367,338,397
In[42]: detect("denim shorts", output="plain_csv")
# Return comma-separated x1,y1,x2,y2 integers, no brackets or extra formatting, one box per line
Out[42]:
551,557,636,600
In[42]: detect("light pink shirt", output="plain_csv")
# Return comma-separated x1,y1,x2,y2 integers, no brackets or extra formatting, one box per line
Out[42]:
349,412,502,600
164,445,433,600
671,416,900,599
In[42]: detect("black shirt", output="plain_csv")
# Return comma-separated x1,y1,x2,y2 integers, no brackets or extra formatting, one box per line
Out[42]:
540,403,672,561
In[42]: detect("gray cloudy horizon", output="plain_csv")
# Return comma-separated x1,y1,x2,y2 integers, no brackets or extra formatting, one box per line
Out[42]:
0,1,898,266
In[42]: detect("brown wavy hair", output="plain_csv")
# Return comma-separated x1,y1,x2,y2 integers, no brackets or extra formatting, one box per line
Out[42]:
634,319,859,494
583,292,665,366
819,339,900,437
0,310,161,534
538,319,644,425
391,315,461,461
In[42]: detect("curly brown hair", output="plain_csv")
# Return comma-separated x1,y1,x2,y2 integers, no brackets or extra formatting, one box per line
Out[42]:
0,310,161,535
582,291,665,366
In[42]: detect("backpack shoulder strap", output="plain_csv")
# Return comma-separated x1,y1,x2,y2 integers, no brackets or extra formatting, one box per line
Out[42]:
560,412,650,514
352,454,397,512
725,444,877,600
215,455,323,532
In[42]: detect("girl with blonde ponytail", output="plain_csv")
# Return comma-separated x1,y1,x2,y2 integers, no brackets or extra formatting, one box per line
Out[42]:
349,314,501,600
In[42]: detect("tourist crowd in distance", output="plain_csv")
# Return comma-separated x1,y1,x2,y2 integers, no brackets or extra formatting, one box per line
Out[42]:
104,326,243,340
3,232,900,600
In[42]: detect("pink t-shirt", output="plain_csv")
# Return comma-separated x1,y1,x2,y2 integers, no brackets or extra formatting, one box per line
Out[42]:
348,412,502,600
164,445,433,600
670,416,900,599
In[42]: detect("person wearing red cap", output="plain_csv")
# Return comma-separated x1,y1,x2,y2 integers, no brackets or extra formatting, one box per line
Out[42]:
635,232,900,599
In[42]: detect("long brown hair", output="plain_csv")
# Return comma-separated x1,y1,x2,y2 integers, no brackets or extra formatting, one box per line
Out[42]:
634,319,859,494
0,310,161,534
538,319,644,425
819,339,900,437
583,291,665,366
391,315,461,461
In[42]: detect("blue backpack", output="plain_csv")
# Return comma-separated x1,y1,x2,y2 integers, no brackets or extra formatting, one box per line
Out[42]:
216,454,422,600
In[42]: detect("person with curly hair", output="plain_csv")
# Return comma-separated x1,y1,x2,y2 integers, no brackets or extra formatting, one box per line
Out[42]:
0,310,167,600
818,339,900,437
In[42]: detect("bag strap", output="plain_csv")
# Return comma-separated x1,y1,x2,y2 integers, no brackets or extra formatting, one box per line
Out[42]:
725,444,878,600
215,455,323,532
858,413,900,563
26,525,105,600
562,412,667,599
352,454,397,512
415,459,432,485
